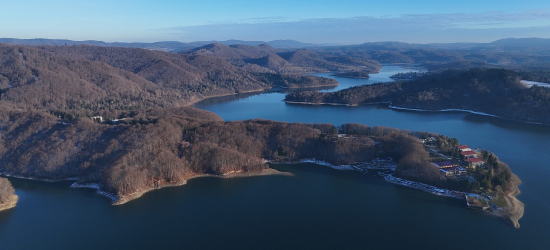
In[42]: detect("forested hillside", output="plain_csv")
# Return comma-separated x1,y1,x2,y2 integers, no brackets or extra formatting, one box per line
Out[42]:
316,41,550,72
0,104,438,204
182,43,382,75
0,43,526,207
0,44,337,111
285,69,550,123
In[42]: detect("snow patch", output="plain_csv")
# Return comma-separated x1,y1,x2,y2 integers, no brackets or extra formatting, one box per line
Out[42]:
71,182,118,202
299,158,355,170
521,80,550,88
19,52,26,68
389,106,545,125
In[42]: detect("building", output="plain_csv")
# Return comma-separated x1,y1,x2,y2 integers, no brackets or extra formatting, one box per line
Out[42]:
440,167,467,177
426,137,436,142
456,145,471,152
467,158,483,168
461,150,477,158
432,161,459,169
91,116,103,123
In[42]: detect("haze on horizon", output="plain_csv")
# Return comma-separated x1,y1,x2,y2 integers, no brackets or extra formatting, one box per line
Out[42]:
1,0,550,44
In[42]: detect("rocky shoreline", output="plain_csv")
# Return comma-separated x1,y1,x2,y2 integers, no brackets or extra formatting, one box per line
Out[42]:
1,159,523,227
385,173,523,228
293,159,524,228
0,195,18,212
496,176,524,228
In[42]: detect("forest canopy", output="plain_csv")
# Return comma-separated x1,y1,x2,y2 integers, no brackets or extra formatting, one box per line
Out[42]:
285,69,550,123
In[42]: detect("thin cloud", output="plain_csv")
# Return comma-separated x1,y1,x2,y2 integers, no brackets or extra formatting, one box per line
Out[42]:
168,10,550,43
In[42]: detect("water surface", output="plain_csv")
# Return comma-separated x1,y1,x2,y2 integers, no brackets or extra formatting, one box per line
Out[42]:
1,65,548,250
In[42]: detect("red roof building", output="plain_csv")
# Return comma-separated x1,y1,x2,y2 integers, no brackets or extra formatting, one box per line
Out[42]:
456,145,472,152
467,158,482,163
467,158,483,168
461,151,477,156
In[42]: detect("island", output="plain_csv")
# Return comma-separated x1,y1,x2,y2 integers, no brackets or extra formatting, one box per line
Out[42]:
0,107,523,227
0,177,17,212
285,68,550,124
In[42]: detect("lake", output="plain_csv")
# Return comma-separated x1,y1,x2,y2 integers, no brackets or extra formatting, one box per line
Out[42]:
1,65,549,250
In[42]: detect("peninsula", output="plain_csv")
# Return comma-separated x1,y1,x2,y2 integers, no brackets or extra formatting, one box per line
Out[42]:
0,177,17,212
284,68,550,124
0,106,524,227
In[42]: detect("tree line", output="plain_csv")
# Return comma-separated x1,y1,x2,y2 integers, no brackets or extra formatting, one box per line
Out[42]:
0,106,453,200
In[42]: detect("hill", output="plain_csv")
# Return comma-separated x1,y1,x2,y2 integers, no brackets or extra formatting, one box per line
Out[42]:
285,69,550,124
0,105,428,205
0,38,325,52
0,44,337,111
490,38,550,47
315,40,550,71
182,43,382,75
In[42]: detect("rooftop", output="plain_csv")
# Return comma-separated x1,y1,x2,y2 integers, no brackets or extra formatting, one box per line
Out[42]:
440,166,466,172
467,158,483,163
457,145,469,149
461,151,477,155
432,161,458,167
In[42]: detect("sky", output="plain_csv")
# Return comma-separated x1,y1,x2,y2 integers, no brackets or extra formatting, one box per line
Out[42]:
1,0,550,44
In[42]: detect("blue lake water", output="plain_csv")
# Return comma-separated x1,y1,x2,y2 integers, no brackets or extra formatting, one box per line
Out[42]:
1,65,549,250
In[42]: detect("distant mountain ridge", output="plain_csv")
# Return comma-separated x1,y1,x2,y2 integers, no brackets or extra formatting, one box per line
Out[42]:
0,38,326,52
3,37,550,73
181,43,382,74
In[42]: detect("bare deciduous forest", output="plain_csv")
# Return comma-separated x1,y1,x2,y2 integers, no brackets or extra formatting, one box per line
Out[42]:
0,177,15,204
0,43,518,203
285,69,550,123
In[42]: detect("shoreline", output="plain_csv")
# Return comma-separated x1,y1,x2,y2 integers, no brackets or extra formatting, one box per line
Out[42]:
273,82,340,89
281,100,548,125
284,100,391,107
284,100,354,106
71,168,291,205
385,174,466,199
184,87,269,107
385,173,524,228
184,80,341,107
495,175,524,228
1,172,79,182
2,160,523,227
0,195,18,212
275,159,524,228
388,106,546,125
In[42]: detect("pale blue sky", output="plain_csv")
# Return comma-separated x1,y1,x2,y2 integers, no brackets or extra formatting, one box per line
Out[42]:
1,0,550,43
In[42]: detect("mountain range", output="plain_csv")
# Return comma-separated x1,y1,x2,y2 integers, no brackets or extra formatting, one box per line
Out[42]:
0,38,327,52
